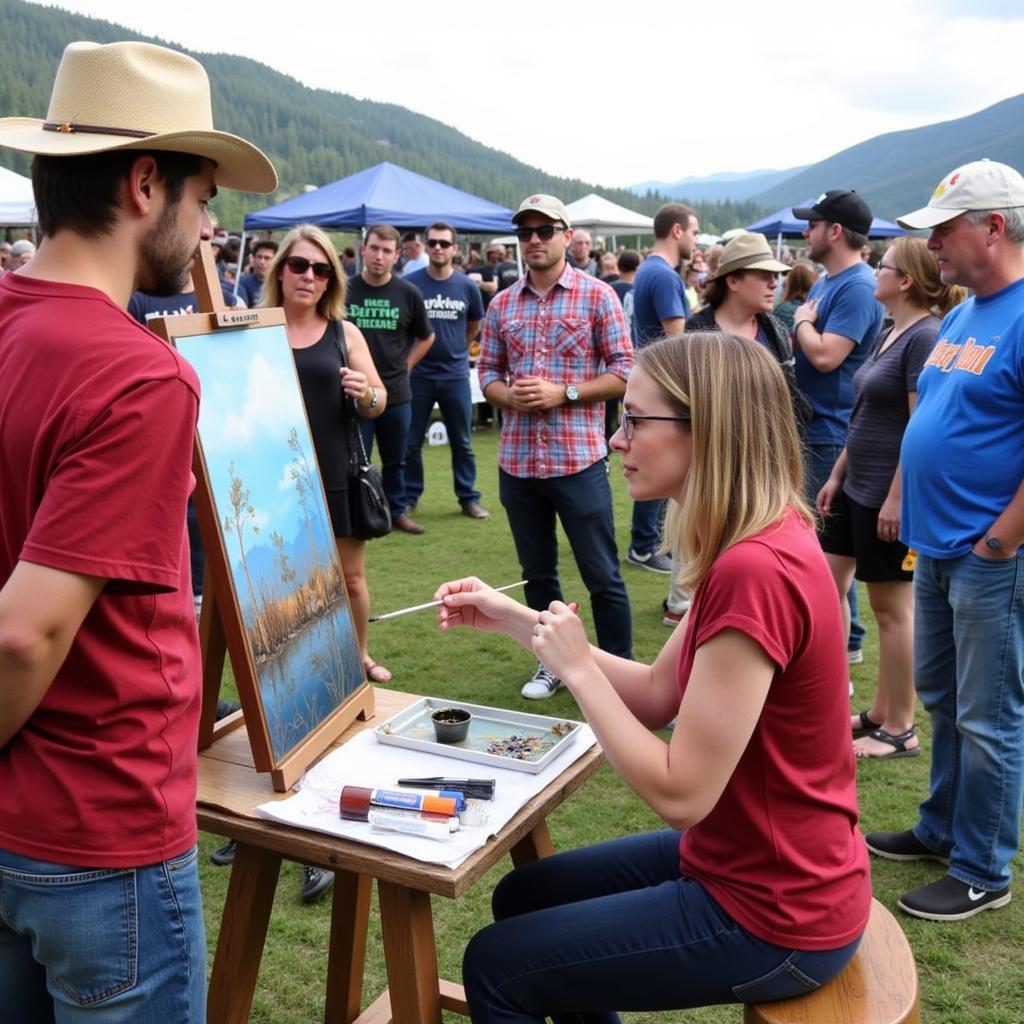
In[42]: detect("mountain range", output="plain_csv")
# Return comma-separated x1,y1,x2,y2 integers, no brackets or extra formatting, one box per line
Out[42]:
2,0,1023,230
634,94,1024,220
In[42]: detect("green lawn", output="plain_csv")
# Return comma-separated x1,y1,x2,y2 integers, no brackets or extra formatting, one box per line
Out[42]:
202,425,1024,1023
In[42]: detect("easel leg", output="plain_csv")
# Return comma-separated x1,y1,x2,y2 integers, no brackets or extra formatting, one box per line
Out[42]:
378,881,442,1024
510,820,555,866
325,871,372,1023
207,842,282,1024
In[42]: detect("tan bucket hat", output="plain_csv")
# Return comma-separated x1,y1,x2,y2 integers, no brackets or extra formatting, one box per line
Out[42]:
0,41,277,194
707,232,790,281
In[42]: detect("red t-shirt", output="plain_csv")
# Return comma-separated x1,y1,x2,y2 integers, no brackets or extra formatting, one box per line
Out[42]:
0,274,202,867
677,510,871,950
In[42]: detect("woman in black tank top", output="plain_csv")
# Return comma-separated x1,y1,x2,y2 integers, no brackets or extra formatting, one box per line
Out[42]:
260,225,391,683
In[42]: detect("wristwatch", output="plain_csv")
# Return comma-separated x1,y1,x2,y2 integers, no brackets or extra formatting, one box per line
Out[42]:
985,534,1003,553
565,384,581,403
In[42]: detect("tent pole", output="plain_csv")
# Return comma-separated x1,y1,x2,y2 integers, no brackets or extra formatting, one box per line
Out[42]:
233,229,247,299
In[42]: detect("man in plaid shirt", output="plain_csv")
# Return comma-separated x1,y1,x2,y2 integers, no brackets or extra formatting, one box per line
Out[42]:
479,194,634,698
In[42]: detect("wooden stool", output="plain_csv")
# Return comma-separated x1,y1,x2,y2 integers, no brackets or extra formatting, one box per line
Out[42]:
743,899,920,1024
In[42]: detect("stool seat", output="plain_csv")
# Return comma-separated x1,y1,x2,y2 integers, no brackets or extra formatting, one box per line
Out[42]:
743,899,919,1024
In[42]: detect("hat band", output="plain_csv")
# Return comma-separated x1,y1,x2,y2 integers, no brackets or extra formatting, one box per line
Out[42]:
43,121,156,140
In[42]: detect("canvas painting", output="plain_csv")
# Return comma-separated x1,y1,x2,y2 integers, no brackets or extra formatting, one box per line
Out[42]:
176,323,364,762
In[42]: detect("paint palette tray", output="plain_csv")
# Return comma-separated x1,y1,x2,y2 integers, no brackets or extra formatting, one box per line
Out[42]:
374,698,583,774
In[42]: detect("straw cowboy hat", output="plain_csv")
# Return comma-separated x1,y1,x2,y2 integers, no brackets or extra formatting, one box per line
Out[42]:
0,41,276,194
706,232,791,281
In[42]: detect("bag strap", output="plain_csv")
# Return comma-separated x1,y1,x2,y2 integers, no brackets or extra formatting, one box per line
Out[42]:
332,321,372,469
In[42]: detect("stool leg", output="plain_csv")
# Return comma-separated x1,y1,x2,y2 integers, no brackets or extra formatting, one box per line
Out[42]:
325,871,372,1023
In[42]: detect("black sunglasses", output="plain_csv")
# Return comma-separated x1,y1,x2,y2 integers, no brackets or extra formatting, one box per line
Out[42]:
515,224,565,242
426,238,454,249
284,255,333,280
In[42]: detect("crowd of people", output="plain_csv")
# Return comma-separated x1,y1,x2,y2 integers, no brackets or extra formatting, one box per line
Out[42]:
1,36,1022,1024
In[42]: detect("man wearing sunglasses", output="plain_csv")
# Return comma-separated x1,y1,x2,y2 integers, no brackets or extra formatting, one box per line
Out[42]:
404,222,489,521
479,194,634,699
347,224,435,533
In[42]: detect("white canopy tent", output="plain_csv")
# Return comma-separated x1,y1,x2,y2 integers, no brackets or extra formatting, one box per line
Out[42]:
564,193,654,241
0,165,36,227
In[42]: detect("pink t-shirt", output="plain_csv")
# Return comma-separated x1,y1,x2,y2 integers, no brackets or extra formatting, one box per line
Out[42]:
678,510,871,950
0,274,202,867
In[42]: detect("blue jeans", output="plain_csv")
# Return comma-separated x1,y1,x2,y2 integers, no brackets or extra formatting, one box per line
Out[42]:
405,374,480,508
912,551,1024,890
0,845,206,1023
463,831,861,1023
359,399,412,517
805,442,865,652
499,461,633,658
630,498,665,555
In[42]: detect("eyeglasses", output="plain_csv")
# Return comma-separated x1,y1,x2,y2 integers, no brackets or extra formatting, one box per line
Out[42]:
621,411,690,441
284,256,333,280
426,238,454,249
876,262,903,275
515,224,565,242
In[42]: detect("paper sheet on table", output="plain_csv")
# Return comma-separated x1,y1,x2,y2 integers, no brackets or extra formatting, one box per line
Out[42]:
254,724,598,869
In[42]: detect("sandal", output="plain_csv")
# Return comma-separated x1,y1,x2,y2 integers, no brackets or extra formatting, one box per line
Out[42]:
363,658,393,684
855,726,921,759
852,709,881,735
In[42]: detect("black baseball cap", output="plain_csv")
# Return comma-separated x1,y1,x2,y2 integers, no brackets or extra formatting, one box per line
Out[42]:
792,190,873,235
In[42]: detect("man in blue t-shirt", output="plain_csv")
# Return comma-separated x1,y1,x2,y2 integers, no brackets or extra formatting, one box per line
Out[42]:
865,159,1024,924
404,222,488,520
628,205,700,628
236,237,277,306
792,190,883,662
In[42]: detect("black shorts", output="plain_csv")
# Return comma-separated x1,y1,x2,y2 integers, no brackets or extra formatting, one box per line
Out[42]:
324,487,354,539
819,490,914,583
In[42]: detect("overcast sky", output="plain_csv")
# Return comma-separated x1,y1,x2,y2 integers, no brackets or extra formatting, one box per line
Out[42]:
29,0,1024,189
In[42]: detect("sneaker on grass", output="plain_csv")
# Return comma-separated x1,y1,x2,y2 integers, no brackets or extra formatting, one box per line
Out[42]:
864,829,949,864
626,548,672,574
847,648,864,665
897,875,1011,922
521,663,562,700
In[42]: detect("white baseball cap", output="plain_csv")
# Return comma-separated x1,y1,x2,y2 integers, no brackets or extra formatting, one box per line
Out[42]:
897,159,1024,230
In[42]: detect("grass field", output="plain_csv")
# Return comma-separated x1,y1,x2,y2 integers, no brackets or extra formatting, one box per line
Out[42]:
201,425,1024,1023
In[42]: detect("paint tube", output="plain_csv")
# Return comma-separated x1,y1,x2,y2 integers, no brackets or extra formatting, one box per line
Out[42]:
366,807,458,841
340,784,460,817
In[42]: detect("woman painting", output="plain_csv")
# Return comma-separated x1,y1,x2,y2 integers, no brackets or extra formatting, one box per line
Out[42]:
261,225,392,683
436,332,870,1021
816,236,965,758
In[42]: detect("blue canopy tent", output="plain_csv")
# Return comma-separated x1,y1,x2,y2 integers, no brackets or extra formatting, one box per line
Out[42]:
746,201,905,255
244,161,516,234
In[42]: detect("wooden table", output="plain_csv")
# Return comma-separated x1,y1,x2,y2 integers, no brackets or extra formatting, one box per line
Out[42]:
197,688,603,1024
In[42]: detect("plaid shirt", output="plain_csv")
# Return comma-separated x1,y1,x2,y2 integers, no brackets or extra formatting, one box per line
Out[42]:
479,263,633,478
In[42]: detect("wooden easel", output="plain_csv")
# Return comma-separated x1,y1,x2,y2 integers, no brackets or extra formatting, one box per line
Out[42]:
150,242,374,791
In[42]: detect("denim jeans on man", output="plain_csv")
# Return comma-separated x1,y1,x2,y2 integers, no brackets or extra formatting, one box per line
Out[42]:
463,831,861,1023
630,498,665,556
911,551,1024,890
404,374,480,509
805,442,866,652
359,399,412,517
0,844,206,1023
499,460,633,658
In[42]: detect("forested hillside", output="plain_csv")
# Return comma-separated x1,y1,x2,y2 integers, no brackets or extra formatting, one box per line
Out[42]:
0,0,764,232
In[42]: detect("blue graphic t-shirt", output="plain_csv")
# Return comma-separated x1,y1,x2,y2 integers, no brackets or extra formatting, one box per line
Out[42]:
404,269,484,381
794,261,883,446
900,277,1024,558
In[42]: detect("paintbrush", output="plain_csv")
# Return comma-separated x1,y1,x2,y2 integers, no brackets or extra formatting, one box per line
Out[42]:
369,580,526,623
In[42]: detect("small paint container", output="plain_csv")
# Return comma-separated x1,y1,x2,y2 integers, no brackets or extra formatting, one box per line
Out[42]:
431,707,471,743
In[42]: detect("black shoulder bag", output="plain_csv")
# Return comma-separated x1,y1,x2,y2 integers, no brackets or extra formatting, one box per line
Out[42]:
332,323,391,539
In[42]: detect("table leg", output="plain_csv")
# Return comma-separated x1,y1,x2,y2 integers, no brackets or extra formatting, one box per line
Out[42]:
378,881,442,1024
510,820,555,866
207,843,282,1024
325,871,372,1023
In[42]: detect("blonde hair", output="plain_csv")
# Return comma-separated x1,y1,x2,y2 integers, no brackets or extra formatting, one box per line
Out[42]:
260,224,347,321
639,332,812,588
888,236,967,316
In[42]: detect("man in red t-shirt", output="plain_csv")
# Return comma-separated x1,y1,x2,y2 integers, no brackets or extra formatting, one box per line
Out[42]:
0,41,274,1021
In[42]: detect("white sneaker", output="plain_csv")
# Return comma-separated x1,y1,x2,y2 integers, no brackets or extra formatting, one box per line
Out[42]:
521,663,563,700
